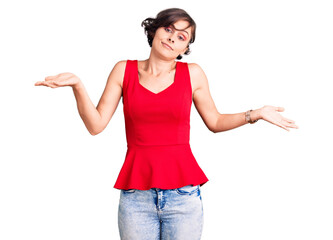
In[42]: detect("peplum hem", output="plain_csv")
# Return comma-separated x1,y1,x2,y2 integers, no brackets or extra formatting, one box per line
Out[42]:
114,143,209,190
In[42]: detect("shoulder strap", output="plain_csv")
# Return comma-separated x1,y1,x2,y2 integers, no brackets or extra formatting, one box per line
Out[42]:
177,61,191,89
122,60,137,95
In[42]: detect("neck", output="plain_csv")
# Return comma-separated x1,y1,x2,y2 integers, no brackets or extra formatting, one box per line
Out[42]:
143,54,177,76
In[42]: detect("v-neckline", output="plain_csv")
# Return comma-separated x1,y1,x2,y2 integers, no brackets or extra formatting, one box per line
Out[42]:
136,60,178,95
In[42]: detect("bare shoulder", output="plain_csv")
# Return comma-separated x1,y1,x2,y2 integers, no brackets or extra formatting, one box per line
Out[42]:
188,62,204,75
109,60,127,88
115,60,127,67
113,60,127,74
187,62,208,94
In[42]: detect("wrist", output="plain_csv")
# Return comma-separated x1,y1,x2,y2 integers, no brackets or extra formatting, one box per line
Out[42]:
245,109,261,124
251,109,262,122
72,80,84,92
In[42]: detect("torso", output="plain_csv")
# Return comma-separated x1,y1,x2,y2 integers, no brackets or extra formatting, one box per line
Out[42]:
120,60,199,97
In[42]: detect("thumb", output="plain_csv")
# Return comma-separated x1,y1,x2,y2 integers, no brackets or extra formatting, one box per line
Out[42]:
52,80,66,86
51,81,60,86
276,107,285,112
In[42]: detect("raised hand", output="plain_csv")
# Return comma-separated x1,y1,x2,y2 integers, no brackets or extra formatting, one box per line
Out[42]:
35,72,81,89
259,105,298,131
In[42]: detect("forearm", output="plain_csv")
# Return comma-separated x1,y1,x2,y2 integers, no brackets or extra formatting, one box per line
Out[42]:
72,81,102,135
214,109,261,133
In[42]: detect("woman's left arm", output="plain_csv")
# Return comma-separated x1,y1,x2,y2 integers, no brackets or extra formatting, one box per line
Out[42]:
189,63,298,133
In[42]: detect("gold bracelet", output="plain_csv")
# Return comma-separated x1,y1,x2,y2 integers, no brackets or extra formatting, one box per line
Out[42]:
245,110,258,124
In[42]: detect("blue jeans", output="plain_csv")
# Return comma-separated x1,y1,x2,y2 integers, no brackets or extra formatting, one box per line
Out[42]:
118,185,204,240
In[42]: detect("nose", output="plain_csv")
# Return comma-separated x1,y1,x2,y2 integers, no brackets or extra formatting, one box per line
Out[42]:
168,38,175,43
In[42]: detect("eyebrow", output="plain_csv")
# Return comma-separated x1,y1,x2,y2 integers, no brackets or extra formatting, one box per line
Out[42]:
170,24,190,36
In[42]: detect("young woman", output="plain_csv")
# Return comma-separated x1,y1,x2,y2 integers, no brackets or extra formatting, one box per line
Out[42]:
35,8,298,240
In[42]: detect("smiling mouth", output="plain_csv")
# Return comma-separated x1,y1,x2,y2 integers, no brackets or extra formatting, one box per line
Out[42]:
162,42,173,50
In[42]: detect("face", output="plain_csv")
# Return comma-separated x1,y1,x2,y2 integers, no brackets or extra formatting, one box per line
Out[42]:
151,20,192,60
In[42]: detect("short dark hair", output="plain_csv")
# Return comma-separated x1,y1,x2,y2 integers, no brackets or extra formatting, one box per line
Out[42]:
141,8,196,60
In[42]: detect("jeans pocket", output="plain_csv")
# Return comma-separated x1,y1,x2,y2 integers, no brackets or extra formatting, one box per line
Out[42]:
122,189,136,194
175,185,199,195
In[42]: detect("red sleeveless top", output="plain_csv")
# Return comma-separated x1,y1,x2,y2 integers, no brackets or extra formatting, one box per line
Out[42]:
114,60,209,190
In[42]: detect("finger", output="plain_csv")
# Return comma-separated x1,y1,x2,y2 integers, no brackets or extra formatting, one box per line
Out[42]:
48,81,61,88
276,107,285,112
284,122,298,129
35,81,48,87
45,73,67,82
283,117,295,123
281,118,299,128
288,123,299,129
45,75,58,80
52,80,69,87
271,119,290,131
35,81,58,88
279,124,290,131
281,125,290,131
282,119,300,130
51,81,60,85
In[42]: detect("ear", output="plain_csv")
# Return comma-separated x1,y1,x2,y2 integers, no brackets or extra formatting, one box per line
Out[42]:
180,45,189,55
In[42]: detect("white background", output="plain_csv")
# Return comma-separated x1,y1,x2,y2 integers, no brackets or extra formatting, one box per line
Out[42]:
1,0,332,239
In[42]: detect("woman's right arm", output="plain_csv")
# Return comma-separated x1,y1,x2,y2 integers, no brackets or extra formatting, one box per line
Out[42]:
73,60,126,135
35,60,127,135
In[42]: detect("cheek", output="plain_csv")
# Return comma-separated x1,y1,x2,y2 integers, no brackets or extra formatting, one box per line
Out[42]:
154,28,166,38
177,42,189,52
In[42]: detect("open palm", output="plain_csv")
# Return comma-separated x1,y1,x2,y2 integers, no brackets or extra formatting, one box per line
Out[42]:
35,72,81,89
260,105,298,131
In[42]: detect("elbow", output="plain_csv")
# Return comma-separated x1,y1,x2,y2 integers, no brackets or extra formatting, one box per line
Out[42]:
86,121,105,136
211,128,226,134
89,130,99,136
211,128,219,134
211,113,225,133
88,127,102,136
89,124,107,136
209,119,219,133
209,125,219,134
211,125,229,133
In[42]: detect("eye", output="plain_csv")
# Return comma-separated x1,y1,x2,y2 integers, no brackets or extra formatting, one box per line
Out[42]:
178,35,186,41
164,27,172,33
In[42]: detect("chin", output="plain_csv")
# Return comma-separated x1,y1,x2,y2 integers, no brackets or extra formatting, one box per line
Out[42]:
151,48,177,61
